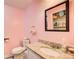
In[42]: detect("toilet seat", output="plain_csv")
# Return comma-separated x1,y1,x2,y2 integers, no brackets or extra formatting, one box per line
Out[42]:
11,47,25,55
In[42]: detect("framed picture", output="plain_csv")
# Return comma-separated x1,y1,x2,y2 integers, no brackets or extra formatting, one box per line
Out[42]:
45,0,69,32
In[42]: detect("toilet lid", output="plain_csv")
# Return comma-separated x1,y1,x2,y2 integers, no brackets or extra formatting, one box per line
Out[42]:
11,47,25,55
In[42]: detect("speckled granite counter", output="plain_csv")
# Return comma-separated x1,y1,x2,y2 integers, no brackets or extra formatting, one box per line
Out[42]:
27,42,74,59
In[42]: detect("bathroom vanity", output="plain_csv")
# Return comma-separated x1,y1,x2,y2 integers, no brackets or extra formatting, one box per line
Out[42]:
27,48,43,59
26,42,73,59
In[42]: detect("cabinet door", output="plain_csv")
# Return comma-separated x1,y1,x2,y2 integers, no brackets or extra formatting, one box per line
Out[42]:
27,49,43,59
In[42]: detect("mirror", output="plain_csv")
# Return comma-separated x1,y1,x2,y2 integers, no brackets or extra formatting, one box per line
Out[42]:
45,0,69,32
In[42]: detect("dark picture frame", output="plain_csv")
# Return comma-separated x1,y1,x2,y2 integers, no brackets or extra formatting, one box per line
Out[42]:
45,0,69,32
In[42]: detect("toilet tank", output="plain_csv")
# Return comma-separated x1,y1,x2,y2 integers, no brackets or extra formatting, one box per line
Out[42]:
23,38,30,47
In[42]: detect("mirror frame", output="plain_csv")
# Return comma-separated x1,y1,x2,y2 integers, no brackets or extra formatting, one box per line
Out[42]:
45,0,69,32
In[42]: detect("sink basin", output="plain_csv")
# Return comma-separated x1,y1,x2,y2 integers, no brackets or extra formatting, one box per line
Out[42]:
39,47,60,56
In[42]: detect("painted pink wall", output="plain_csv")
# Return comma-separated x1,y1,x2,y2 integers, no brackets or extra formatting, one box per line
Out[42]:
4,5,25,55
25,0,74,46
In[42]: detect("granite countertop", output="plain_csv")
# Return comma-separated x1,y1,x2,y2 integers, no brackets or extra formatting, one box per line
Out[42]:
27,42,74,59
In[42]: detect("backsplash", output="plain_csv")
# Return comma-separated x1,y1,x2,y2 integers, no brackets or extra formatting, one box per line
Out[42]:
38,39,74,55
38,40,62,49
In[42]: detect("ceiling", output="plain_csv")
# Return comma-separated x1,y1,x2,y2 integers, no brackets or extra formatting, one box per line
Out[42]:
4,0,33,9
4,0,65,9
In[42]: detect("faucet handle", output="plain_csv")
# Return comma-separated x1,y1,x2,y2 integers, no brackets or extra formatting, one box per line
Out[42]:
56,44,62,49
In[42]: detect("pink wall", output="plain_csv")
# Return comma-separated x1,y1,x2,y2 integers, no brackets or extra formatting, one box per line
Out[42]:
25,0,74,46
4,5,25,55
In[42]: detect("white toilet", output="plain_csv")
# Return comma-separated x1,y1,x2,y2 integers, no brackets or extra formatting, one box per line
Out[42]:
11,38,30,59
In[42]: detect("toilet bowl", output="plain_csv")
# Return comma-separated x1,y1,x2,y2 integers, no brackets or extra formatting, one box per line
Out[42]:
11,38,30,59
11,47,26,59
